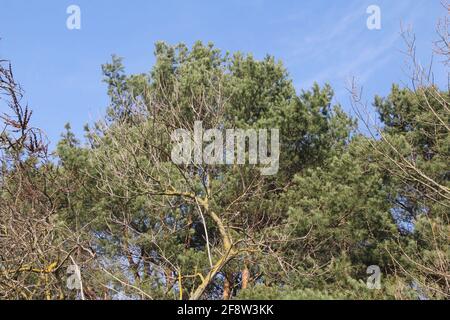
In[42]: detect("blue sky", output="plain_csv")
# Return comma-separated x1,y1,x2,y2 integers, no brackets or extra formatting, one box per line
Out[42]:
0,0,447,148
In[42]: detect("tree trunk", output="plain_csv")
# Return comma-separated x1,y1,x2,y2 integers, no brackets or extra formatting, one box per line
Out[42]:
223,272,233,300
241,264,249,290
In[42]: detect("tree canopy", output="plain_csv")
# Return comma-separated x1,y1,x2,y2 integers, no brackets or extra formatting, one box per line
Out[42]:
0,36,448,300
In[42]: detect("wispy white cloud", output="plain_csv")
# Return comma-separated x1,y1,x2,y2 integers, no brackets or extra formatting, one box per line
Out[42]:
277,0,423,91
